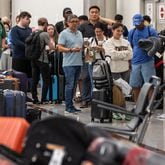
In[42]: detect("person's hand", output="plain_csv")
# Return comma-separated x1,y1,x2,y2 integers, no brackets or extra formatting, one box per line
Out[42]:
72,47,81,52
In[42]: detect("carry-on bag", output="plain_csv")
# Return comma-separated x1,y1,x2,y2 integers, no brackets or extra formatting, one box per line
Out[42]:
91,88,112,123
26,108,42,123
91,59,113,123
22,116,90,165
0,89,5,116
0,117,30,153
2,90,26,117
46,75,58,102
58,74,65,102
0,77,20,90
12,70,28,93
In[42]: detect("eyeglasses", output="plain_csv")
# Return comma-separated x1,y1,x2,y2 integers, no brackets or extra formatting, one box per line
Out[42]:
69,20,79,23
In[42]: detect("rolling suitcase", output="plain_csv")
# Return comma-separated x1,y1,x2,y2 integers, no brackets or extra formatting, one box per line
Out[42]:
26,108,42,123
41,75,58,102
0,77,20,90
91,59,113,123
56,52,65,103
22,116,88,165
0,117,30,153
0,89,5,116
91,88,112,123
12,70,28,93
46,75,58,102
58,74,65,102
2,90,26,117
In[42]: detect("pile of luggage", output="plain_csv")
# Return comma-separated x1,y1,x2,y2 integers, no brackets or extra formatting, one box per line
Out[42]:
0,116,165,165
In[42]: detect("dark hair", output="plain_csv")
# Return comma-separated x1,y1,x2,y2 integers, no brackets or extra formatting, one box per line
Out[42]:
112,23,124,30
38,17,48,26
67,14,78,22
19,11,31,19
115,14,123,21
94,22,104,31
143,15,151,23
78,15,88,21
89,5,100,12
47,24,58,43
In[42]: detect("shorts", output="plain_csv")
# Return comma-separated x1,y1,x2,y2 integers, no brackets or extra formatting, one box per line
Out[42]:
129,60,156,88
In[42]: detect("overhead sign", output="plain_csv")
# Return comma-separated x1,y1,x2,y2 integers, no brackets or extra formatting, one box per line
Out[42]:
158,4,165,20
146,3,153,21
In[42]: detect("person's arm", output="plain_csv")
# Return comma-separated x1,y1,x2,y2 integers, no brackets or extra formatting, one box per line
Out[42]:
104,39,131,60
99,16,115,25
57,44,72,53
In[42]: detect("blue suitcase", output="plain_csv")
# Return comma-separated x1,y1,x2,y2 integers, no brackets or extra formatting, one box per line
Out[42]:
47,75,58,102
0,89,5,116
3,90,26,117
40,75,58,102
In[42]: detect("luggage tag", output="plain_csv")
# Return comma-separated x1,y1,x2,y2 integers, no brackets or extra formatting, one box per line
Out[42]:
48,144,65,165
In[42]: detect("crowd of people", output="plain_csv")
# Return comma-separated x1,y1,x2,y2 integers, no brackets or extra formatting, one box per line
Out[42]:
0,5,163,113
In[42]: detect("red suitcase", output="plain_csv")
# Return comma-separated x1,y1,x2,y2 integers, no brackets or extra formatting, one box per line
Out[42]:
0,117,30,153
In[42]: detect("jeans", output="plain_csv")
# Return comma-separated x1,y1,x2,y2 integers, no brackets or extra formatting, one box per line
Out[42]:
63,66,81,109
81,63,93,102
31,61,50,101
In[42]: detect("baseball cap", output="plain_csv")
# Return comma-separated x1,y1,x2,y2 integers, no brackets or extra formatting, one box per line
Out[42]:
63,7,72,16
133,14,143,26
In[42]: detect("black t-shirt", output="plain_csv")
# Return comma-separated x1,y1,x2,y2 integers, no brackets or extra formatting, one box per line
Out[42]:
78,21,110,38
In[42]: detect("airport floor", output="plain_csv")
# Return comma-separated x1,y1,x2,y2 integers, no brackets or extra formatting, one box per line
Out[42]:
28,98,165,154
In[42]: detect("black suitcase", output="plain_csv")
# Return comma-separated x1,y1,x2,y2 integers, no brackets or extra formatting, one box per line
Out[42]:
22,116,89,165
91,88,112,123
26,108,42,123
58,74,65,102
57,52,65,103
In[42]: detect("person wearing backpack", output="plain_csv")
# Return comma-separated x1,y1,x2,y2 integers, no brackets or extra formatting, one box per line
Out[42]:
128,14,158,102
30,17,50,104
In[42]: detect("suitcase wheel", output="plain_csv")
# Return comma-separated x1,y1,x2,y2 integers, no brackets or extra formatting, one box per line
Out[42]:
91,118,94,122
109,118,112,123
100,118,104,123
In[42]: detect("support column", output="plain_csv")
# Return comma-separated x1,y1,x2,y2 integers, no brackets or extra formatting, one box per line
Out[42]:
0,0,10,19
105,0,116,19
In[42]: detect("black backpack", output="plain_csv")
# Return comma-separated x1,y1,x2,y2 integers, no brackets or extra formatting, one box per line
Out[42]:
25,31,43,60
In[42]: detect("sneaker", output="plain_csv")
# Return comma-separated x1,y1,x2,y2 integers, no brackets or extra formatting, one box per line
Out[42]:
112,113,123,120
26,96,33,102
33,100,41,105
80,101,88,108
41,101,49,104
73,107,81,112
125,115,131,121
65,108,76,113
